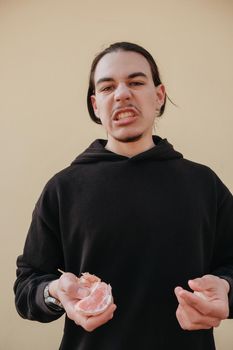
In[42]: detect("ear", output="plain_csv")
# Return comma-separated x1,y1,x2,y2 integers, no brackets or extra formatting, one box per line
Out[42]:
155,84,166,106
90,95,98,117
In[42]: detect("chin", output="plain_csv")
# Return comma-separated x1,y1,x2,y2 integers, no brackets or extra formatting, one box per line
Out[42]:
114,133,143,143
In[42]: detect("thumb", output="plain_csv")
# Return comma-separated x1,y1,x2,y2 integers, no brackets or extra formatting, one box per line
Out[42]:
188,278,204,292
59,273,88,297
188,275,215,292
188,276,211,300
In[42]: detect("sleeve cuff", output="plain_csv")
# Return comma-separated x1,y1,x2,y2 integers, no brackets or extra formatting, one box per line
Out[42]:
33,280,65,321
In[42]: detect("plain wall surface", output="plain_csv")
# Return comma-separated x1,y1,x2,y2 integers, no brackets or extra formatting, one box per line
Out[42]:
0,0,232,349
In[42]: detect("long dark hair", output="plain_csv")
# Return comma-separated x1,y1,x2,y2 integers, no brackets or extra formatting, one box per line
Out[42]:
87,42,166,124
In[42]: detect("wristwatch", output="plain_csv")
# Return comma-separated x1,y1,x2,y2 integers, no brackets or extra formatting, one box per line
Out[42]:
44,284,64,311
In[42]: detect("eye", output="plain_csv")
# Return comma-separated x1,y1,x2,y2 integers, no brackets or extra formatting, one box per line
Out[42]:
129,81,145,86
100,85,114,92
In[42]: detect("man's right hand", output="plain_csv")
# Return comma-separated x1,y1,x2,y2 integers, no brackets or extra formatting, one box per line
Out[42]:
49,272,117,332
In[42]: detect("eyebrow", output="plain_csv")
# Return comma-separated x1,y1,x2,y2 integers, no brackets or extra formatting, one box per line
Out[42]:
96,72,148,86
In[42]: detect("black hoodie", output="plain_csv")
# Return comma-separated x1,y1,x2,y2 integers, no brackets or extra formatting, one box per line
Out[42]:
14,136,233,350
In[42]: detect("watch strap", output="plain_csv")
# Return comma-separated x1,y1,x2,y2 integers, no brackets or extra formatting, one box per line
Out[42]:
44,284,64,311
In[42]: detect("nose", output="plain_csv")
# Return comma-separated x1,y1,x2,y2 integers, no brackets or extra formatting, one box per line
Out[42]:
114,83,131,102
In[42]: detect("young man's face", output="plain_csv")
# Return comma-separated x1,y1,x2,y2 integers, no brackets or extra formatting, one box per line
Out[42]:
91,50,165,144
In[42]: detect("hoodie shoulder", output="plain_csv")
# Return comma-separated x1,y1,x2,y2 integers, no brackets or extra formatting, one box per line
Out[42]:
71,139,126,164
179,158,232,194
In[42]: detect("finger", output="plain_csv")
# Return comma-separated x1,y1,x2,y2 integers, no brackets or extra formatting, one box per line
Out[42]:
177,289,223,318
77,304,117,332
59,273,89,299
176,305,210,330
174,286,184,301
79,273,100,285
60,273,79,292
178,319,220,331
189,276,230,302
175,287,192,308
176,304,221,330
177,288,210,313
181,302,220,327
188,275,217,293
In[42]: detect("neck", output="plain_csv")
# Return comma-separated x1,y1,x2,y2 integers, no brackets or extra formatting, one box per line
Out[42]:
105,135,155,158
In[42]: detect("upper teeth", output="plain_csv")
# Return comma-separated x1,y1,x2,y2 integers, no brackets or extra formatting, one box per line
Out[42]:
117,111,134,120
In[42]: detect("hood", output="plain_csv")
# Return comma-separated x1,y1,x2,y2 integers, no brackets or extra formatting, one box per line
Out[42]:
71,135,183,165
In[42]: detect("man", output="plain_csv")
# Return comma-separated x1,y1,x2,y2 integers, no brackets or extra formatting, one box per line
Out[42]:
14,42,233,349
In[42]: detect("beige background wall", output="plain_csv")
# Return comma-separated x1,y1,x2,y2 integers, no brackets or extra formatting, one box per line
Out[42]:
0,0,232,349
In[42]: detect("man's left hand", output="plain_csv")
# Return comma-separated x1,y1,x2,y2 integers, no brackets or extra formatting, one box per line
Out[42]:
174,274,230,330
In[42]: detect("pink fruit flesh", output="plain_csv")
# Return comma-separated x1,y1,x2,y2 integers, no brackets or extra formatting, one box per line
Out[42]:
76,278,112,316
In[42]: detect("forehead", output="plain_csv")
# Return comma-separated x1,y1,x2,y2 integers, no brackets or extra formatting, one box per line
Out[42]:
93,50,153,83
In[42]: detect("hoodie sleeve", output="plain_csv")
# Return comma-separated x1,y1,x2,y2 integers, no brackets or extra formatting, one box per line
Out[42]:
14,178,65,322
210,174,233,318
14,256,64,322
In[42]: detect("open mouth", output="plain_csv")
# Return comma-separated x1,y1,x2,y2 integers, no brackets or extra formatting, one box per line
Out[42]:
113,108,138,121
115,111,135,120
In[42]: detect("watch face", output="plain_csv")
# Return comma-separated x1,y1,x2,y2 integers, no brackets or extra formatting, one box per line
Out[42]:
45,297,64,311
44,285,64,311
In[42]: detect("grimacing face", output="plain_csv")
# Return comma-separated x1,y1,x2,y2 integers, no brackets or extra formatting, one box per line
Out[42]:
91,50,165,144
